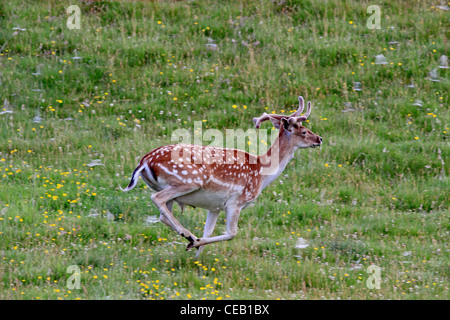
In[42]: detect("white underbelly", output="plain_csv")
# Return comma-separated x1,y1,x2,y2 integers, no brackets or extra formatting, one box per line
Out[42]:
175,189,231,212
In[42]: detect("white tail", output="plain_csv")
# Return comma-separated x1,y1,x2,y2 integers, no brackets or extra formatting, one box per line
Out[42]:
123,96,322,256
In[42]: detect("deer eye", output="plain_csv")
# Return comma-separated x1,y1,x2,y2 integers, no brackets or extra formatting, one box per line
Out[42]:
302,131,307,135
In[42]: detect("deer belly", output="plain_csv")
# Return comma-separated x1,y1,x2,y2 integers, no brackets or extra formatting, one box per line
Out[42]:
175,189,229,212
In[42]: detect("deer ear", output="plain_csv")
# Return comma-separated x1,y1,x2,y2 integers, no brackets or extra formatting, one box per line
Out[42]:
268,115,281,129
281,117,293,131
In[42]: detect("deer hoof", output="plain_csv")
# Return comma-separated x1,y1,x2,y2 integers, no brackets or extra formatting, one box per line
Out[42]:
186,241,194,251
185,234,195,251
186,238,202,251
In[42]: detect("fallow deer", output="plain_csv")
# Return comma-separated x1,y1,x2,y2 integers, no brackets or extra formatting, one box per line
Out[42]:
121,96,322,256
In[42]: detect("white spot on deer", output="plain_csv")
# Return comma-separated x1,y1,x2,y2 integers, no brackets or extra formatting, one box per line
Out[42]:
158,165,183,181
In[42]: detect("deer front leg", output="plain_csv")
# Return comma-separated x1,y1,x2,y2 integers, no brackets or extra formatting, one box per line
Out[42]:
192,206,241,250
195,210,221,257
151,186,199,246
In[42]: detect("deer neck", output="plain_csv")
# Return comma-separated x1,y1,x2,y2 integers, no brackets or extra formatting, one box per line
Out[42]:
258,129,296,190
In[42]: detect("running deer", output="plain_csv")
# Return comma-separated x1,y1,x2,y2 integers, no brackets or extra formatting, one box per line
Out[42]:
121,96,322,256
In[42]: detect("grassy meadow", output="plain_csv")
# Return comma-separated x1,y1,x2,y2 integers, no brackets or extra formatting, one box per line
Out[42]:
0,0,448,300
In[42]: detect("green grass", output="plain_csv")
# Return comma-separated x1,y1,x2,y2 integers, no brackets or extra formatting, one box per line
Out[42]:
0,0,448,300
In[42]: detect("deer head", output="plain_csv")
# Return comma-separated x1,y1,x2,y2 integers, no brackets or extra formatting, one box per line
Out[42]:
253,96,322,149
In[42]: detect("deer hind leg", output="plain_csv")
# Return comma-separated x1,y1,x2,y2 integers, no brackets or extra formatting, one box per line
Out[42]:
195,210,221,258
192,206,241,250
151,186,199,246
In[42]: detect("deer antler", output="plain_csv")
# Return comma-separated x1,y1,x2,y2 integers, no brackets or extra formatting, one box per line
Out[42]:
303,100,312,118
288,100,311,123
253,112,270,129
253,113,287,129
290,96,305,117
253,96,312,128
